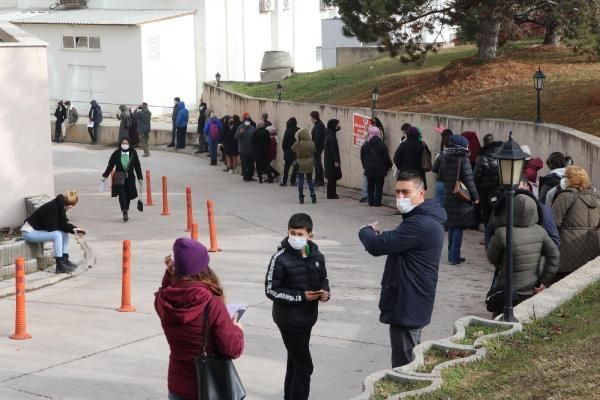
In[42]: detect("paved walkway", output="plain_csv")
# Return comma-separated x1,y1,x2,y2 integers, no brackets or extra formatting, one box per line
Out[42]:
0,144,494,400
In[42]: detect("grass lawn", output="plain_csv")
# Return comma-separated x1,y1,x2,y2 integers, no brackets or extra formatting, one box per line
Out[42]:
455,323,511,346
226,41,600,135
372,378,431,400
406,280,600,400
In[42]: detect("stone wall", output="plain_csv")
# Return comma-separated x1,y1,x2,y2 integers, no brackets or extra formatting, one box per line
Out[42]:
202,83,600,196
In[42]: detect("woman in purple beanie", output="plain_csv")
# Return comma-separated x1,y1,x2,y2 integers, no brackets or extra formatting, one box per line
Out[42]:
155,238,244,400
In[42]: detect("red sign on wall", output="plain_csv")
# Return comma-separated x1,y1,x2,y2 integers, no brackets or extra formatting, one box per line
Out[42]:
353,113,372,146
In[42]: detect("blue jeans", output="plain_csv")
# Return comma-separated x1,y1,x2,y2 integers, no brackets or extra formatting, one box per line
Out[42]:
298,173,315,197
447,227,463,263
208,137,219,162
23,230,68,257
435,180,445,207
361,175,368,199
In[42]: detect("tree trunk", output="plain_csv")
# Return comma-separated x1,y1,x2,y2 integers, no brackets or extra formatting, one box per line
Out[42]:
477,10,502,60
543,26,561,46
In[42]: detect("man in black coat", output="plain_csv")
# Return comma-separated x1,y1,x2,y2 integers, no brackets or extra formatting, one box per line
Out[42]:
195,102,208,153
265,213,330,400
473,134,503,226
393,126,427,189
168,97,180,147
281,117,299,187
358,171,447,367
323,119,342,199
54,101,67,143
310,111,326,186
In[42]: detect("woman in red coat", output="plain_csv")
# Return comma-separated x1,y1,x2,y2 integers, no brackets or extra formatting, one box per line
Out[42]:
155,238,244,400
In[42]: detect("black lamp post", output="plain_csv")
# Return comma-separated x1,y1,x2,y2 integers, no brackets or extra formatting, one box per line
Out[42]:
215,72,221,87
276,82,283,101
371,86,380,115
533,66,546,124
496,131,527,322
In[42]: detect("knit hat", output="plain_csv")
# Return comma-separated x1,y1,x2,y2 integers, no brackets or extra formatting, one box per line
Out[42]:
242,112,250,119
173,238,210,277
407,126,420,139
448,135,469,149
368,126,381,139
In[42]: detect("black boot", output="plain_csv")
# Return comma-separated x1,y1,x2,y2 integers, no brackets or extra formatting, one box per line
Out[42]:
299,195,305,204
123,210,129,222
311,194,317,204
62,254,78,270
55,257,76,274
167,143,175,148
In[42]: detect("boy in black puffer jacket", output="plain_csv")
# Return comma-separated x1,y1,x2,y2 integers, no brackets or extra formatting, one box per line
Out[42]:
265,213,330,400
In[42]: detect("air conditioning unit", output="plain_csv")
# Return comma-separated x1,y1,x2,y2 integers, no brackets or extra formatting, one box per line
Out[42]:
259,0,275,13
282,0,291,11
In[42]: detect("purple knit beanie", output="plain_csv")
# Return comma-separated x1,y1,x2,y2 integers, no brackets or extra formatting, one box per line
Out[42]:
173,238,210,277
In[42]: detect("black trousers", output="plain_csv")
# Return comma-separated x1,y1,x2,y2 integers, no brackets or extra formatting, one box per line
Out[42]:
282,159,297,185
313,150,324,185
176,127,187,148
87,125,98,143
170,123,177,146
117,185,131,212
327,178,337,198
278,325,313,400
256,159,273,183
240,153,255,180
478,189,495,227
389,325,422,368
367,177,384,206
54,121,62,142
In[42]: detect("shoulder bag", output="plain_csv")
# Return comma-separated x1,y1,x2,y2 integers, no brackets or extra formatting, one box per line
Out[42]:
453,157,472,202
421,142,433,172
194,308,246,400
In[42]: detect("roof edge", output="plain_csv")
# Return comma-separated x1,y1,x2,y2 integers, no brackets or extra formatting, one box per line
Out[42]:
0,21,47,47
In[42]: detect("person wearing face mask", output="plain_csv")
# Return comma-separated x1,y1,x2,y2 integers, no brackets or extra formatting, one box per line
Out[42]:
551,166,600,282
220,115,239,173
323,119,342,199
195,102,208,154
235,116,257,181
358,171,446,368
265,213,330,400
101,138,144,222
22,190,85,274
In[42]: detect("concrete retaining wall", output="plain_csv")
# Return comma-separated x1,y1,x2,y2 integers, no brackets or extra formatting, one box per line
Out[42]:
336,47,384,67
202,83,600,196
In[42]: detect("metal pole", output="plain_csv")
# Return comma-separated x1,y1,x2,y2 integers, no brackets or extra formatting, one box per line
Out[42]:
535,89,542,124
278,92,282,101
503,188,518,322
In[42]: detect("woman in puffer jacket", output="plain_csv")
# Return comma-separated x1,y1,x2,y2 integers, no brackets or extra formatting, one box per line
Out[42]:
487,194,559,310
292,128,317,204
155,238,244,400
551,166,600,282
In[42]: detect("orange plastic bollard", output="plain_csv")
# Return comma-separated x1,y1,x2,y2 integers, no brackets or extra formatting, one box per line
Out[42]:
145,170,154,206
185,186,193,232
191,222,199,241
117,240,136,312
9,258,32,340
161,176,170,216
207,200,221,252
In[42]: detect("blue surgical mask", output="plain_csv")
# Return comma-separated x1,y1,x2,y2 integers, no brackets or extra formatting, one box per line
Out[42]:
396,185,423,214
288,235,307,250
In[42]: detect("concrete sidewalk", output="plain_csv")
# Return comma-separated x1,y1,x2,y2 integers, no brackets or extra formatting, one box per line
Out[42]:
0,143,494,400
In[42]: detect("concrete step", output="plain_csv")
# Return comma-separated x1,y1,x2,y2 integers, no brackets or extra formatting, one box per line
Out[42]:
0,249,54,280
0,240,39,266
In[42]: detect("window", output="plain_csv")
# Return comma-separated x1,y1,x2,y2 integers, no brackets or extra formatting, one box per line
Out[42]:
62,35,101,50
316,46,322,62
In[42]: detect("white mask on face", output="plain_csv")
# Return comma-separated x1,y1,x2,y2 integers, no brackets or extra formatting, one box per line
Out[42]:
244,121,251,126
560,178,568,190
121,144,130,151
396,185,423,214
288,235,307,250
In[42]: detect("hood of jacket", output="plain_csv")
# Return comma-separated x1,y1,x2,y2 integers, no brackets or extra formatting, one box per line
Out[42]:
326,119,339,131
155,281,213,325
565,188,600,209
286,117,297,129
492,189,541,222
548,168,566,178
90,100,98,108
407,199,447,225
513,194,539,228
297,128,311,141
368,135,383,145
178,101,186,111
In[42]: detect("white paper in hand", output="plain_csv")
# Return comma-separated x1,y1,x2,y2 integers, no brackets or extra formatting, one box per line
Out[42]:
99,180,107,192
87,121,94,128
226,304,247,321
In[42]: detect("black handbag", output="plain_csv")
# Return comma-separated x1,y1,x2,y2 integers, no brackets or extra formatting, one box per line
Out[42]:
194,308,246,400
485,274,518,313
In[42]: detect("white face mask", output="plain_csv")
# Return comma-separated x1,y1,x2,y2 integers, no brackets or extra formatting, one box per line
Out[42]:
560,178,568,190
244,121,251,126
121,144,130,151
396,185,423,214
288,235,307,250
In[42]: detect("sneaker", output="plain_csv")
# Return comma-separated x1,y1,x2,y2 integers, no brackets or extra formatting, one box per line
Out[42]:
359,198,368,203
223,168,230,172
229,169,235,174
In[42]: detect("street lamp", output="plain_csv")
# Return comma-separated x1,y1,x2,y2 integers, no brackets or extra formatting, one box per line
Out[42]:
533,66,546,124
371,86,380,115
276,82,283,101
496,131,527,323
215,72,221,87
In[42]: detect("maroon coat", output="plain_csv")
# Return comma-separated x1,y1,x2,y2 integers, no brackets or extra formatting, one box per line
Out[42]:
523,157,543,183
155,272,244,400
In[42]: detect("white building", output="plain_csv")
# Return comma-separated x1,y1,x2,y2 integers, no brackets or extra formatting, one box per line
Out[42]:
1,0,335,112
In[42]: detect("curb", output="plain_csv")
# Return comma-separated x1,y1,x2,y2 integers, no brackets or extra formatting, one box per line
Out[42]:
0,236,95,298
